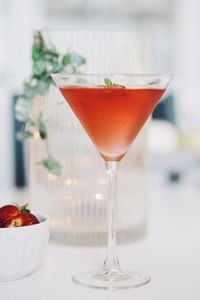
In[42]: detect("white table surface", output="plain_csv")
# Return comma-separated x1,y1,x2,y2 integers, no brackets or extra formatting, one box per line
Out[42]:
0,176,200,300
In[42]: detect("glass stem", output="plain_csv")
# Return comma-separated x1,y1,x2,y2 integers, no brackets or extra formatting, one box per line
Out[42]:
104,161,120,272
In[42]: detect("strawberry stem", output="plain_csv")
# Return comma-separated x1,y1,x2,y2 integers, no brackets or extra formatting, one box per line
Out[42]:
19,203,30,214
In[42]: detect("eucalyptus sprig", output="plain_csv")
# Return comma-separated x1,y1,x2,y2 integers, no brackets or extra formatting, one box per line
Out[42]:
15,31,86,175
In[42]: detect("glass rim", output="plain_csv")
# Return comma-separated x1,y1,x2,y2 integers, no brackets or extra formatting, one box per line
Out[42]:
51,73,173,89
51,73,173,79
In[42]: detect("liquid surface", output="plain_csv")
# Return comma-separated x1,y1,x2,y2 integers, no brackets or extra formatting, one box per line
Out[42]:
60,86,165,161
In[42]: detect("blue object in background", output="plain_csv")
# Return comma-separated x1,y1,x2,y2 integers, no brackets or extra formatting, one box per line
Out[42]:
13,95,26,187
153,94,176,125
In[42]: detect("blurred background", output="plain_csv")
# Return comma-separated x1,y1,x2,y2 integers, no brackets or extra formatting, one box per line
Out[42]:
0,0,199,196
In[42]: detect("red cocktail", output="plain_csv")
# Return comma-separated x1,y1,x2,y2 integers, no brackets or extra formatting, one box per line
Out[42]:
52,74,171,289
60,86,165,161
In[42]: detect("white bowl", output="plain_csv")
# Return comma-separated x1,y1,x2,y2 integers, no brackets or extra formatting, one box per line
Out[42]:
0,212,50,281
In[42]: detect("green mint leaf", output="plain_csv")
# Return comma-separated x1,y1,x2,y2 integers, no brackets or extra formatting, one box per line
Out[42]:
104,78,113,86
16,131,33,141
39,156,62,176
104,78,125,88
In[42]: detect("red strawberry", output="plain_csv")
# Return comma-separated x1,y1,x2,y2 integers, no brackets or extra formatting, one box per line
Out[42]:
0,205,19,227
7,213,27,227
6,213,39,228
24,213,39,226
0,203,40,228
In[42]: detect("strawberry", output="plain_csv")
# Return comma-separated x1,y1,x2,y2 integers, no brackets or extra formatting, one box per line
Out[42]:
7,213,27,227
7,213,39,228
0,205,19,227
23,213,39,226
0,203,39,228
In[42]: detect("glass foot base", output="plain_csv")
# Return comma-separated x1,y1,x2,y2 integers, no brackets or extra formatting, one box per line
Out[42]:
73,269,151,289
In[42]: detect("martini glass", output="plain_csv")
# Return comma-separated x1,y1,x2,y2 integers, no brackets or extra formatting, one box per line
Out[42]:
52,73,171,289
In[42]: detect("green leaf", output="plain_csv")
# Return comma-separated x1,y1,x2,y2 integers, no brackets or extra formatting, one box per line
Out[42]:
19,203,30,214
104,78,113,87
104,78,125,88
33,31,44,51
62,53,71,65
33,60,46,76
16,131,33,141
32,45,41,61
39,156,62,176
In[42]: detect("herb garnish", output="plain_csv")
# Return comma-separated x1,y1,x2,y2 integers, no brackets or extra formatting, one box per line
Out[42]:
104,78,125,88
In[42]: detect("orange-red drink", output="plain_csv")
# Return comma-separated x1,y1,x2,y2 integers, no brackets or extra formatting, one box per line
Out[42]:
60,86,165,161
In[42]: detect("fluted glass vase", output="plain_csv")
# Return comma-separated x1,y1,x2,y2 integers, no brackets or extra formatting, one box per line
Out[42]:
29,30,149,246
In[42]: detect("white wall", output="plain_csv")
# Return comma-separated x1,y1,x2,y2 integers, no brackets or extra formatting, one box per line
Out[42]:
0,0,46,187
174,0,200,129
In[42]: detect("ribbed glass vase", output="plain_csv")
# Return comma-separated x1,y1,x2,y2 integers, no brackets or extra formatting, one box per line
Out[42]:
29,30,149,246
